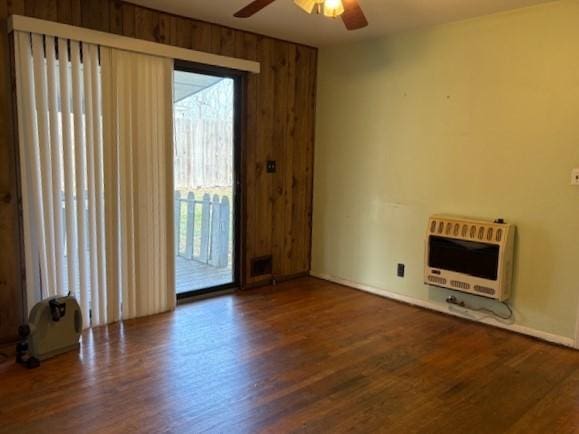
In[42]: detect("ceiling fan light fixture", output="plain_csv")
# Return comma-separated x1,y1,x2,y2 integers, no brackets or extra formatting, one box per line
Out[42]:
235,0,367,30
323,0,344,18
293,0,323,14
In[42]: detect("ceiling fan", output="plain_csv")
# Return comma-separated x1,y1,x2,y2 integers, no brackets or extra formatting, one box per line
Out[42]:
234,0,368,31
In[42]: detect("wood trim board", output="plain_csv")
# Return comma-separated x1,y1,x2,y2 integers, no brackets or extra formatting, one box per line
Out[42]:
8,15,260,73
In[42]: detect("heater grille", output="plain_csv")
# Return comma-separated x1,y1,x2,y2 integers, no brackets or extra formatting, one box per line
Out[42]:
429,218,506,245
474,285,496,296
451,280,470,290
250,255,272,277
427,275,447,285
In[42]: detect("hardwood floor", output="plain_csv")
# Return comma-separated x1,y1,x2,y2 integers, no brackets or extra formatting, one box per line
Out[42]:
0,277,577,433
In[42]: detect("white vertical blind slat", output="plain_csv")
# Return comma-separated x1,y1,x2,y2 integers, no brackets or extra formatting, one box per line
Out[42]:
118,53,136,319
126,57,137,320
101,48,121,323
70,40,90,328
152,64,161,314
90,45,108,326
58,37,78,296
31,34,57,298
14,32,42,306
142,62,153,316
157,76,165,312
135,60,144,315
83,43,100,326
45,36,66,297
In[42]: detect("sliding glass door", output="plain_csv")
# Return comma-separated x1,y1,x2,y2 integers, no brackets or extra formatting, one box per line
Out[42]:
173,63,240,297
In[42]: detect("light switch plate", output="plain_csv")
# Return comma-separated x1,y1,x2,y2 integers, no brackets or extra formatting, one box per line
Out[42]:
572,168,579,186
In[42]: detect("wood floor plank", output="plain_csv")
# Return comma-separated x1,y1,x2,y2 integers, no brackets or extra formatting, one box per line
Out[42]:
0,277,577,433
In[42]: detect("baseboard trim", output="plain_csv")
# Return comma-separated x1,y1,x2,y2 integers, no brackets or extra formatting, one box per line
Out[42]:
273,271,310,284
311,272,576,349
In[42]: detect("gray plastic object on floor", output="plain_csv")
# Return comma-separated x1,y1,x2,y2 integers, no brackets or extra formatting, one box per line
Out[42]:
25,295,82,361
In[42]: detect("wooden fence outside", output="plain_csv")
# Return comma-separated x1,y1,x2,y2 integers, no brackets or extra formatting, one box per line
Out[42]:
174,117,233,189
174,192,231,268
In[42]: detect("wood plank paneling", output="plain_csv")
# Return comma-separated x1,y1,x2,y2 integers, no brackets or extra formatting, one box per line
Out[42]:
158,13,176,46
24,0,57,21
174,18,195,51
247,35,276,285
120,2,136,38
211,25,236,57
109,0,123,35
272,42,316,277
80,0,109,32
56,0,76,25
134,5,159,42
0,0,25,343
0,0,317,341
298,45,316,272
272,40,290,277
5,0,24,15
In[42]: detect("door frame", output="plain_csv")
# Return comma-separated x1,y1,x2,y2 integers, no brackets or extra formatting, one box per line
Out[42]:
173,60,246,300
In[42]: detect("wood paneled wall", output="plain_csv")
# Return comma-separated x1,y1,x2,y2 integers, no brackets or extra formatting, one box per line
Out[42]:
0,0,317,342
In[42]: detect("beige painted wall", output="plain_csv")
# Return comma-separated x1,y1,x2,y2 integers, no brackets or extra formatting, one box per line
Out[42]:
312,0,579,339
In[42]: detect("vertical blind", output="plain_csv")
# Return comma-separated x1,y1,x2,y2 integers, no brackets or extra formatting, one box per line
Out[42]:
15,32,106,328
14,31,175,328
102,49,175,321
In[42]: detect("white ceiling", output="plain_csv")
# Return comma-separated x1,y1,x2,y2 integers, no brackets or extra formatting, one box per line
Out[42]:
129,0,555,47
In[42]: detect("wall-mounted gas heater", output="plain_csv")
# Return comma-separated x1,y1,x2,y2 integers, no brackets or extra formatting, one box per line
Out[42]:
424,215,515,301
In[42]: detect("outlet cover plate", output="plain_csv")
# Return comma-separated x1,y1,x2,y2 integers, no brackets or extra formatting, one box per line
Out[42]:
397,263,405,278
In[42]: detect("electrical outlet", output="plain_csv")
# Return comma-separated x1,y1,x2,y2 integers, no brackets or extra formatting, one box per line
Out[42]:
572,168,579,186
266,160,277,173
397,263,405,278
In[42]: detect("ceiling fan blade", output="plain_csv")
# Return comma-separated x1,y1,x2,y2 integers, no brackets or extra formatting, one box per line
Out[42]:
341,0,368,30
234,0,277,18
